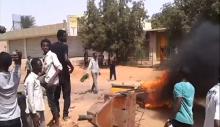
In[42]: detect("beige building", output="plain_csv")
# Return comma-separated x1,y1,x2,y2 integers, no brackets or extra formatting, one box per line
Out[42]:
145,28,168,66
0,22,84,58
0,19,167,67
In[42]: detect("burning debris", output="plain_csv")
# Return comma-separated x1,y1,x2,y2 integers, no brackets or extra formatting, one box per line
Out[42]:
149,21,216,100
137,22,219,109
77,22,219,127
138,71,171,109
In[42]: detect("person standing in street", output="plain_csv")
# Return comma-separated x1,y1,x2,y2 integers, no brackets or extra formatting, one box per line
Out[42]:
103,51,108,66
51,30,74,121
24,58,45,127
109,53,117,80
165,68,195,127
203,69,220,127
87,52,100,94
84,48,89,67
24,56,32,82
0,52,22,127
41,39,63,127
84,48,89,68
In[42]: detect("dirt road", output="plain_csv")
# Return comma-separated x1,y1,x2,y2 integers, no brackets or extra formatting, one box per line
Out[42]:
19,62,204,127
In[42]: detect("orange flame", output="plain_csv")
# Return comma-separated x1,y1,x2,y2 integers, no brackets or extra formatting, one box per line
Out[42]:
140,70,171,109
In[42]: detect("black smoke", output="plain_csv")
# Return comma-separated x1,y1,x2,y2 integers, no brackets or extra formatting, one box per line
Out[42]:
168,22,220,97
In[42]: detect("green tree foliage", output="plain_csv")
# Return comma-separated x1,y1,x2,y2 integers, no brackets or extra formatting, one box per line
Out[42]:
20,16,35,28
78,0,106,51
151,0,220,48
78,0,147,61
0,25,6,34
175,0,220,24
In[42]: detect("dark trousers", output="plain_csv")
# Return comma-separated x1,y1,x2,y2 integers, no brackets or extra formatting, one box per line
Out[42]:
110,64,116,80
0,118,21,127
84,59,89,67
171,119,193,127
46,85,59,118
54,73,71,117
17,94,28,127
26,111,45,127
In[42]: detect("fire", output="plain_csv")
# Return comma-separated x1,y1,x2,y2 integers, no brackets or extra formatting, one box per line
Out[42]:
110,70,172,109
139,70,171,109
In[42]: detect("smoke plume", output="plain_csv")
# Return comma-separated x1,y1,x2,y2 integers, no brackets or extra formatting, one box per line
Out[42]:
168,22,220,97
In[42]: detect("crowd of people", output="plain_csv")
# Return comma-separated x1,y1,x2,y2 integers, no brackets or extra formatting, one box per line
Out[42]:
83,49,117,81
0,29,118,127
0,30,74,127
0,29,219,127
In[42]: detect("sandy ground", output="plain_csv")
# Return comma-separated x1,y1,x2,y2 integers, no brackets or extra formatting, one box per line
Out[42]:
18,60,205,127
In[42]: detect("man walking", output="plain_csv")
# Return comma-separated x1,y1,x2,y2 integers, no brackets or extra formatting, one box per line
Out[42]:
87,52,100,94
51,30,74,121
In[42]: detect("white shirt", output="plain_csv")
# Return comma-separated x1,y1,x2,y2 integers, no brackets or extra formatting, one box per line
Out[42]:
0,65,21,121
103,51,108,60
87,58,100,73
204,83,220,127
24,72,45,114
43,50,63,85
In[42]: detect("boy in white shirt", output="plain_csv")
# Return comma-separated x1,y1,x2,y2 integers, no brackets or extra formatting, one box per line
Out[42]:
24,58,45,127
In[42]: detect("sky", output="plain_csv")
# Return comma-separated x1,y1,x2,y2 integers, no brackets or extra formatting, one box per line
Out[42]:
0,0,173,30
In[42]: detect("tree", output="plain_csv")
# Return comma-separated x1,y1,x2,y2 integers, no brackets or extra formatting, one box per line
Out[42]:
78,0,106,51
20,16,35,28
128,1,147,59
152,0,220,29
101,0,120,53
152,3,187,47
78,0,147,61
175,0,220,25
0,25,6,34
151,0,220,49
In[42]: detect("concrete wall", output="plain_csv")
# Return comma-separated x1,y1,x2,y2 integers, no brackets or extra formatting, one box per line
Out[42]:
9,39,26,58
7,36,84,59
67,36,84,57
26,37,44,58
26,35,59,58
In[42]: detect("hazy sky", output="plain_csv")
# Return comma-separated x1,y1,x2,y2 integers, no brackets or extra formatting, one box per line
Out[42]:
0,0,173,30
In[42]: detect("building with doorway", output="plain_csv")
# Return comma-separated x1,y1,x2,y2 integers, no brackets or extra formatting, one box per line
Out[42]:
0,18,168,67
145,28,168,66
0,22,84,58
